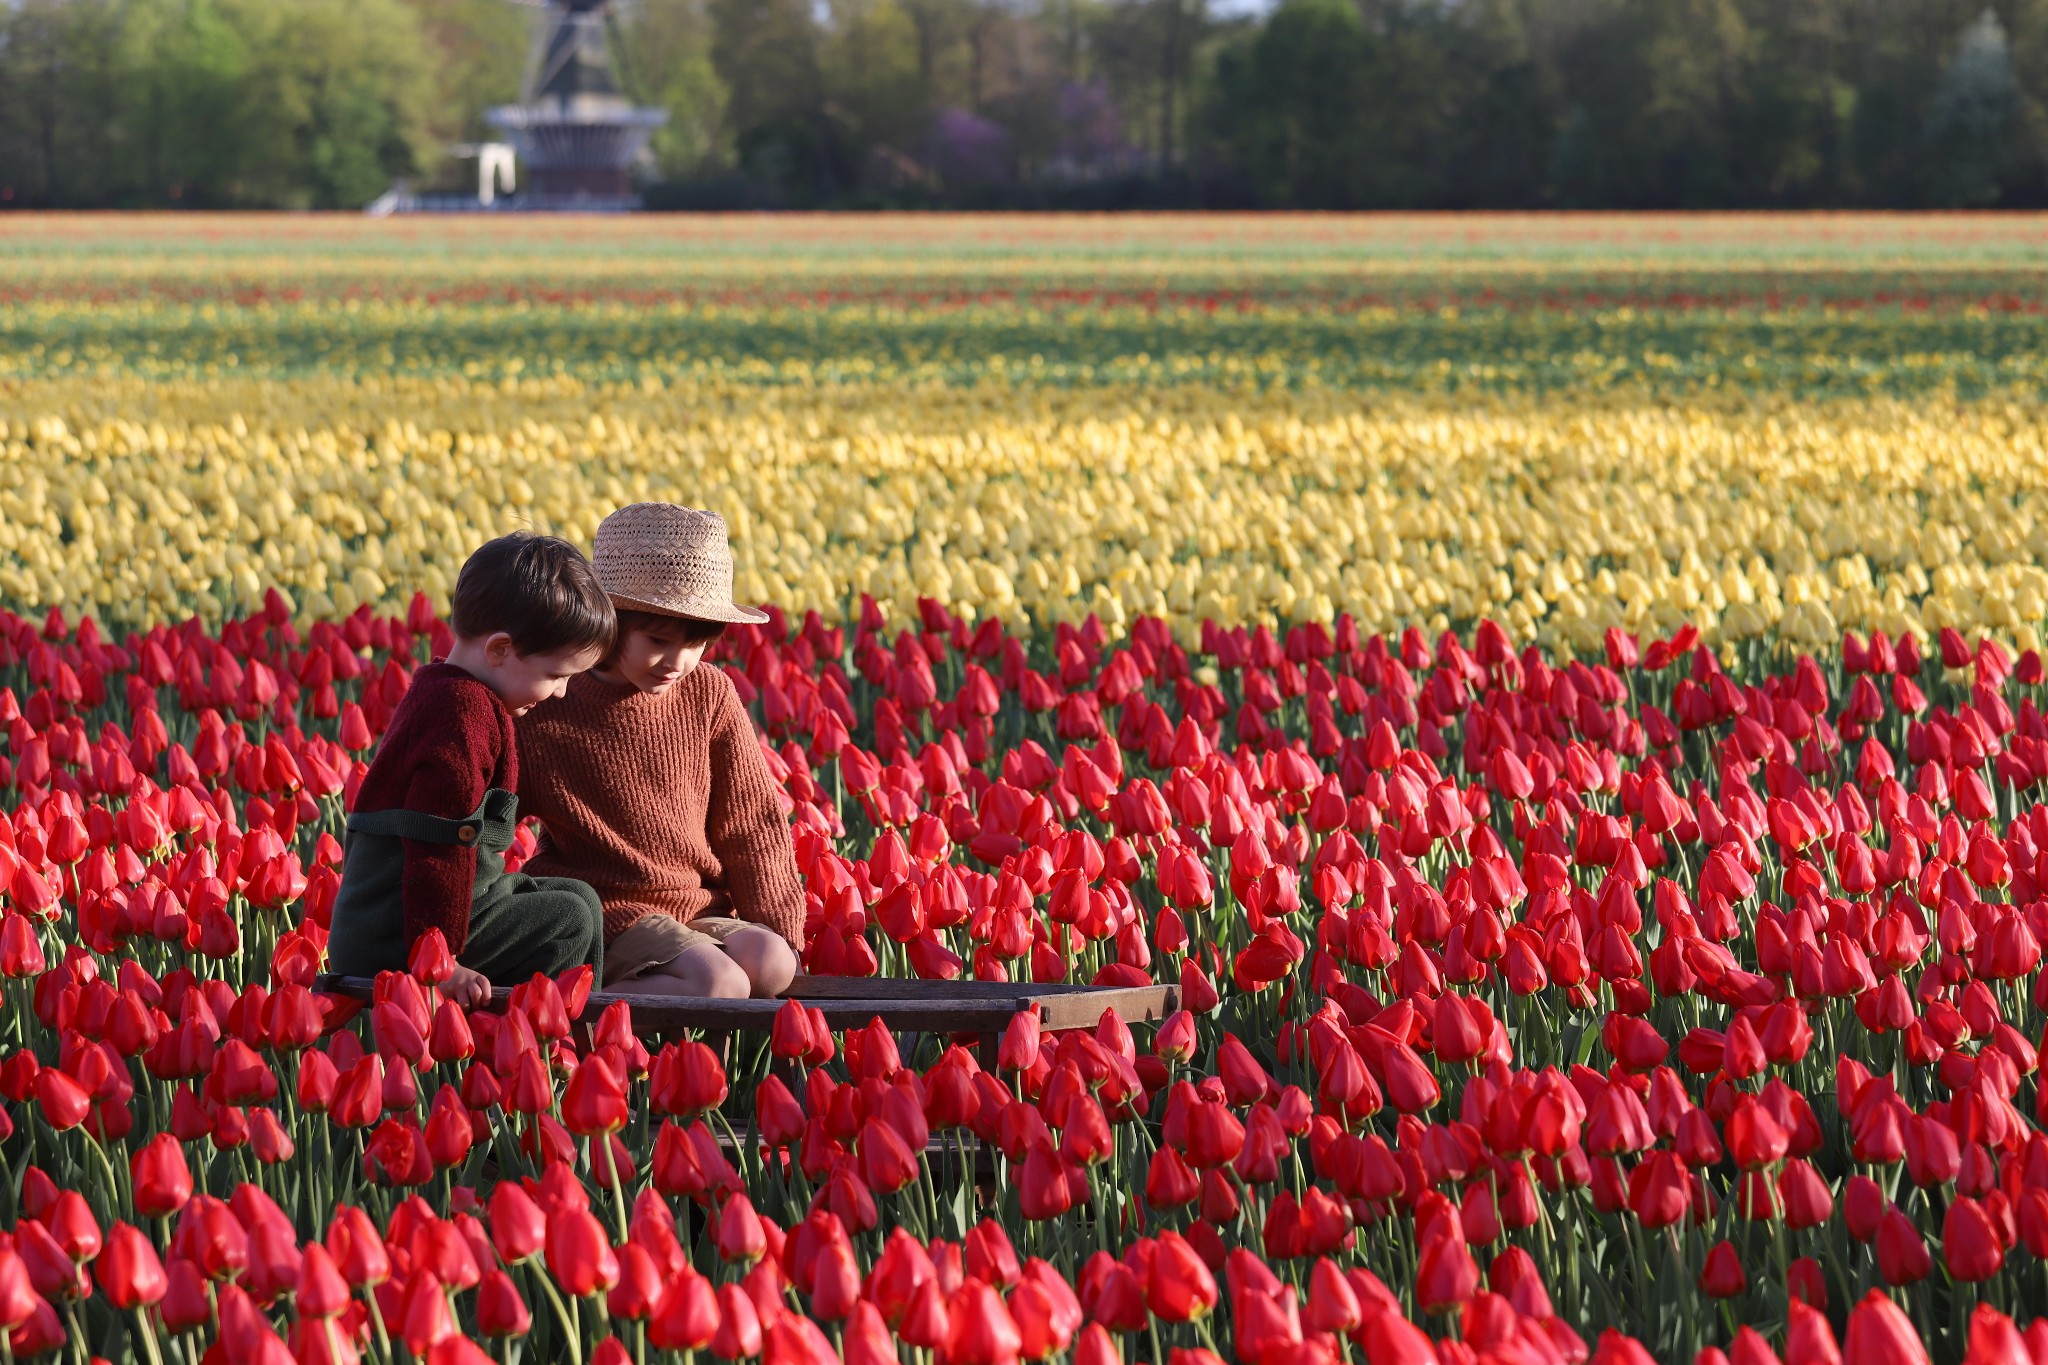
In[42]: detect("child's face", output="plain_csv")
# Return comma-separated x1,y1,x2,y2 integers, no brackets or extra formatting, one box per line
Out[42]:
471,636,605,716
607,620,716,694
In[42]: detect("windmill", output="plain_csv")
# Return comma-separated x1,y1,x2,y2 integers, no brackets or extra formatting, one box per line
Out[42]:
485,0,667,206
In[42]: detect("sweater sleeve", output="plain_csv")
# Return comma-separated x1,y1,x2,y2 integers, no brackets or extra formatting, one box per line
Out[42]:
397,688,501,955
704,678,806,948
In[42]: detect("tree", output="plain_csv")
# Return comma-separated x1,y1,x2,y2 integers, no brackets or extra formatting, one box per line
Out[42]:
622,0,734,177
404,0,529,146
710,0,832,196
1201,0,1373,205
821,0,928,182
1924,8,2018,204
119,0,258,205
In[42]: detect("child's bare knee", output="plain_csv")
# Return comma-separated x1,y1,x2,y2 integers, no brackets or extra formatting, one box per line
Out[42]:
660,946,750,999
723,928,797,998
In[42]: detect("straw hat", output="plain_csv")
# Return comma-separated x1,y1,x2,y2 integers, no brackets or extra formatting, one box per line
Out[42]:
592,503,770,625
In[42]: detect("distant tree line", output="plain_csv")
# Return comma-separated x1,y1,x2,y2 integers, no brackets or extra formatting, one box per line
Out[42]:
2,0,2047,209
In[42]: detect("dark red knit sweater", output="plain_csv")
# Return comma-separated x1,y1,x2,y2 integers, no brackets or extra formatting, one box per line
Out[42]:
348,662,516,954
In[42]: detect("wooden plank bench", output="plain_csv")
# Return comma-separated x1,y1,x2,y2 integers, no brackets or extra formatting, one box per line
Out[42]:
314,971,1180,1068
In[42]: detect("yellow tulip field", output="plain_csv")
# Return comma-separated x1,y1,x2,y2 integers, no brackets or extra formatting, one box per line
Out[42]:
4,212,2048,651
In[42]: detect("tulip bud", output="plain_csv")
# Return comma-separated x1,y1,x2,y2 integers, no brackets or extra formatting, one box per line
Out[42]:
94,1224,166,1311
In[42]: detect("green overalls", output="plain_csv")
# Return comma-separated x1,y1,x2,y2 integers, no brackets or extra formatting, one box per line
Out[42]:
326,787,604,985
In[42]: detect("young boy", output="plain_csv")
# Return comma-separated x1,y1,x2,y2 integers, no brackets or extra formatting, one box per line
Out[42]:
327,533,616,1005
516,503,802,1000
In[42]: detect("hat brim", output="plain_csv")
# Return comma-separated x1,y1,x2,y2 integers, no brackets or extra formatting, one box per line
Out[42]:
608,592,771,626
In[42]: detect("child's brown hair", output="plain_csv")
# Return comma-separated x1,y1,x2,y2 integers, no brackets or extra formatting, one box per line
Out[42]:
599,608,725,668
451,533,616,658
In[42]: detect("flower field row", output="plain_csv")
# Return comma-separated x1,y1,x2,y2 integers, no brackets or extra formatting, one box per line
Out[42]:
5,382,2048,653
1,592,2048,1365
8,212,2048,277
8,291,2048,393
8,213,2048,396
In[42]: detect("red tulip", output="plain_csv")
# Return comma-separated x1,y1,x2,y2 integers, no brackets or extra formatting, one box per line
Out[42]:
8,1296,66,1359
1725,1096,1789,1169
1155,1011,1197,1063
156,1257,211,1333
807,1234,862,1322
949,1279,1024,1365
964,1221,1021,1289
1780,1300,1839,1365
1844,1174,1886,1242
711,1283,763,1360
408,930,454,985
0,1247,37,1330
1074,1324,1121,1365
1589,1331,1658,1365
843,1301,900,1365
427,1001,475,1064
1018,1143,1075,1220
1011,1260,1081,1358
1000,1009,1042,1072
1962,1305,2028,1365
1415,1227,1477,1315
1696,1241,1745,1299
1145,1231,1218,1322
716,1195,767,1264
324,1206,389,1289
1184,1100,1246,1169
608,1244,665,1321
1876,1208,1930,1285
859,1118,920,1194
93,1224,165,1310
1843,1290,1927,1365
545,1208,620,1298
1945,1197,2005,1282
1302,1257,1360,1333
1777,1160,1833,1229
47,1192,101,1262
33,1069,88,1131
862,1228,929,1324
901,1278,952,1350
563,1053,629,1135
649,1270,718,1351
488,1183,546,1266
1146,1146,1200,1207
296,1243,350,1319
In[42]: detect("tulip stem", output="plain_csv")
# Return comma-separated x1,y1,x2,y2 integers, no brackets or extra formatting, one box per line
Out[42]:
597,1134,631,1245
531,1262,585,1365
132,1308,165,1365
82,1130,128,1225
367,1283,394,1363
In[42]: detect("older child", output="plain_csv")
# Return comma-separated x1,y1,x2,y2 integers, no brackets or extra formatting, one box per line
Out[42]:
327,533,615,1005
516,503,802,999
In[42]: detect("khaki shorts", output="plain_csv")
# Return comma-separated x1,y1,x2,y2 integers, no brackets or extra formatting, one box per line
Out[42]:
605,914,752,986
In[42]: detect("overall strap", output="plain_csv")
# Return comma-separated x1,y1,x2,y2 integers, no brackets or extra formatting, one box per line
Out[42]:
346,788,519,847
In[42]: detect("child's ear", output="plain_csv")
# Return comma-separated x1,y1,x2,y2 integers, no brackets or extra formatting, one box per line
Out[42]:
484,632,518,665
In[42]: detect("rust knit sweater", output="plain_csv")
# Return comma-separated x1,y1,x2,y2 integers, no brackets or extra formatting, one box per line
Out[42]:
513,666,806,946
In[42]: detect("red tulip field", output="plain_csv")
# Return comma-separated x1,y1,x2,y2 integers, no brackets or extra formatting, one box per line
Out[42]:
10,212,2048,1365
0,593,2045,1365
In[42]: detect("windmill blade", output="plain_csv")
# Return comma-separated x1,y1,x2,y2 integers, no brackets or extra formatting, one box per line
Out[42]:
603,7,650,107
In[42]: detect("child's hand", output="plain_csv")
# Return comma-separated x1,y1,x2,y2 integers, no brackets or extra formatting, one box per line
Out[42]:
441,964,492,1008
